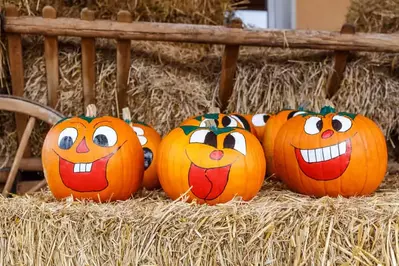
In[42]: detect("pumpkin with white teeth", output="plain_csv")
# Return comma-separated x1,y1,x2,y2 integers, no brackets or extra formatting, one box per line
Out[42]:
273,106,387,197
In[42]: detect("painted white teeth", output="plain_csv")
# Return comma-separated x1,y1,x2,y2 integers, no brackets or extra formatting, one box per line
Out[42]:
73,163,93,173
308,150,316,163
338,142,346,155
322,147,331,160
300,150,309,162
315,148,324,162
300,141,348,163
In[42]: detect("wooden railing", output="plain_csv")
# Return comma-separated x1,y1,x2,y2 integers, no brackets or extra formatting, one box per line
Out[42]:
1,4,399,192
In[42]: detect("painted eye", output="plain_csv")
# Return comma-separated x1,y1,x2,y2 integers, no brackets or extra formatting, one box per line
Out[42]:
132,126,147,145
223,132,246,155
143,147,153,170
252,114,270,127
58,127,78,150
190,130,217,148
332,115,352,132
93,126,117,147
199,119,218,128
222,116,238,128
288,111,307,120
304,117,323,135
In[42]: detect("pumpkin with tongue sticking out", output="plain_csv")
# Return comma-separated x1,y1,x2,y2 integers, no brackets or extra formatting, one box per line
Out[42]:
157,120,266,205
274,106,387,197
42,104,144,202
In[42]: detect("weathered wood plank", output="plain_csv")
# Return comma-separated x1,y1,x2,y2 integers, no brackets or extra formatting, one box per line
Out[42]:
43,6,59,108
4,16,399,52
0,157,43,171
80,8,96,109
219,18,242,112
5,4,31,158
116,10,133,117
326,24,356,99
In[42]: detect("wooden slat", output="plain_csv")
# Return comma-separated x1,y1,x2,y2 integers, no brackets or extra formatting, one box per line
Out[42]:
326,24,356,99
116,10,133,117
43,6,59,108
5,4,31,158
5,16,399,52
0,157,43,171
17,180,46,194
2,117,36,196
219,18,242,112
80,8,96,109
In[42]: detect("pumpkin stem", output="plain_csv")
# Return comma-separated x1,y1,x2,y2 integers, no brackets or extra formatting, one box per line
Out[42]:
203,119,217,128
122,107,132,123
320,106,336,115
85,104,97,117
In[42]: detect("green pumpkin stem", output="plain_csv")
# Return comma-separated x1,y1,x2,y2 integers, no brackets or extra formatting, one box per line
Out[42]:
320,106,336,115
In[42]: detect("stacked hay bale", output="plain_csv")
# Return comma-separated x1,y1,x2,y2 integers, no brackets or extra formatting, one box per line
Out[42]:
1,0,399,161
0,1,399,265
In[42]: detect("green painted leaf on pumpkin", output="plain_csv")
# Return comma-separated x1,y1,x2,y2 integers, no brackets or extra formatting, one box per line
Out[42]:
180,125,236,136
203,113,219,120
338,112,357,120
78,115,96,123
180,126,199,135
194,116,203,122
320,106,336,115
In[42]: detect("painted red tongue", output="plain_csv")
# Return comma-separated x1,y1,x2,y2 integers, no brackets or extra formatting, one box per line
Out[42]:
188,164,231,200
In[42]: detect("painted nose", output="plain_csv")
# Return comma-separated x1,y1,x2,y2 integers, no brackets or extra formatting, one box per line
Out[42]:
76,138,90,153
209,150,224,160
321,129,334,139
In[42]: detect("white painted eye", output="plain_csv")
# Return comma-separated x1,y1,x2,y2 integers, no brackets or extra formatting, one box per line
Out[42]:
199,119,215,128
190,129,210,144
132,126,144,136
93,126,117,147
58,127,78,149
332,115,352,132
292,111,307,117
223,132,246,155
221,116,238,128
304,117,323,135
252,114,270,127
229,115,244,128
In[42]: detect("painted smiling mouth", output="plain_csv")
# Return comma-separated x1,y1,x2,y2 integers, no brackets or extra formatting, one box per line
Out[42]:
294,139,352,181
58,153,113,192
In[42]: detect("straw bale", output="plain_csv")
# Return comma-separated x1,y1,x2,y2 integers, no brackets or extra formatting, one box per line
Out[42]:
347,0,399,33
4,0,235,25
0,173,398,265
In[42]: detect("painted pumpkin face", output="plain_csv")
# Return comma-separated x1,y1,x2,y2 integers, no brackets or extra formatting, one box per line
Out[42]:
241,113,273,142
180,113,254,134
42,115,144,202
131,121,162,190
157,125,266,205
262,109,307,176
274,106,388,197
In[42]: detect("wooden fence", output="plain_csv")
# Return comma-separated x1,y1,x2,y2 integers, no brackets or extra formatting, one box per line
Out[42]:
1,4,399,193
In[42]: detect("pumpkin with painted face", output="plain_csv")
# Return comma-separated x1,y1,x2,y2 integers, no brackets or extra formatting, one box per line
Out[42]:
157,124,266,205
241,113,273,143
262,109,307,176
274,106,387,197
130,121,162,190
42,107,144,202
181,113,255,134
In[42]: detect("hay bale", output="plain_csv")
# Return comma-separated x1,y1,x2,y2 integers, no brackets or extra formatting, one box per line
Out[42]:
347,0,399,33
1,40,399,160
0,174,398,264
4,0,234,25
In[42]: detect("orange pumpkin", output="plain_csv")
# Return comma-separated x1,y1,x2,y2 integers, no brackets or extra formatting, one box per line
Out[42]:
241,113,273,142
262,109,308,176
130,121,162,190
274,106,388,197
42,106,144,202
180,113,255,134
157,125,266,205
